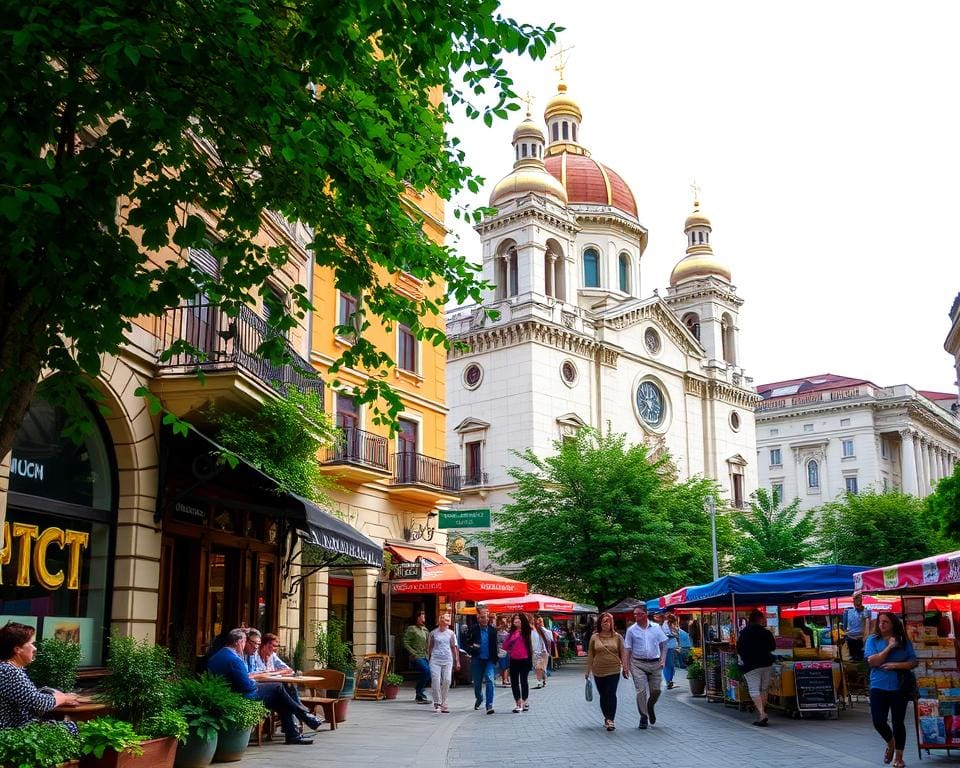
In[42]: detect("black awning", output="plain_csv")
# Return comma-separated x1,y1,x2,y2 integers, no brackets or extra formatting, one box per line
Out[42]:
289,494,383,568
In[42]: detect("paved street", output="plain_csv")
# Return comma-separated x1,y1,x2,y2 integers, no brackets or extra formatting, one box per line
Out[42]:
236,659,960,767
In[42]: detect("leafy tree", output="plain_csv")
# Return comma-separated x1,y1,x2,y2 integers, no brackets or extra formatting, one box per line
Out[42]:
0,1,559,459
817,489,949,567
479,428,733,609
926,463,960,540
729,489,820,573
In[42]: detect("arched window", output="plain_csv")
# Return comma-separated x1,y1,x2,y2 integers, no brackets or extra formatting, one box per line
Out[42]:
562,122,569,140
495,243,519,299
807,459,820,489
721,312,736,365
583,248,600,288
521,144,528,158
552,123,559,142
618,252,630,293
682,312,700,342
572,124,577,142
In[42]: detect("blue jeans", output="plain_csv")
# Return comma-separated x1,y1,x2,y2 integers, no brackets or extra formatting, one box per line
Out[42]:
412,657,430,699
259,686,299,739
663,648,676,683
472,657,496,708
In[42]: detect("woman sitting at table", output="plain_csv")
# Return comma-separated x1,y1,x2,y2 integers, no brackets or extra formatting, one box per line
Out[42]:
0,622,80,732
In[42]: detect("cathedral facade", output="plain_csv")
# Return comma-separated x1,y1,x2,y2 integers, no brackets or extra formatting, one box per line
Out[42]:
445,81,759,572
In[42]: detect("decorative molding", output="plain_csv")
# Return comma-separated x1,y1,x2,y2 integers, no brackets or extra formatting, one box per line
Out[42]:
604,299,702,356
449,319,605,361
475,193,580,237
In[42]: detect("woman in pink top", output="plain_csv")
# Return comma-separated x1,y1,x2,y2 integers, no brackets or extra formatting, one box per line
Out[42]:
500,613,533,713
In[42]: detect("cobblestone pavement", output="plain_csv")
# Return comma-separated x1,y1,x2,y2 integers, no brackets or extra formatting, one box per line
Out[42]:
237,660,960,768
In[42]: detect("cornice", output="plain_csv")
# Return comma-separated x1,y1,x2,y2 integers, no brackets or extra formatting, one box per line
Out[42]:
570,207,647,239
448,319,610,363
664,282,744,309
683,374,760,408
604,300,703,356
475,194,580,236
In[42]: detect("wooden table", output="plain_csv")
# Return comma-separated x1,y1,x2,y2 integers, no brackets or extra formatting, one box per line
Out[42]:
52,701,110,722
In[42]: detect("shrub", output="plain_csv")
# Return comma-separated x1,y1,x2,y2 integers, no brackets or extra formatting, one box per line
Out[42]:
314,614,354,673
174,673,249,742
78,717,145,759
222,697,269,732
384,673,404,687
142,707,190,743
99,633,177,730
0,722,79,768
686,659,705,681
27,637,82,692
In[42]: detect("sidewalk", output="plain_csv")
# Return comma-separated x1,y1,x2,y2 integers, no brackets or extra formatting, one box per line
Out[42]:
237,661,954,768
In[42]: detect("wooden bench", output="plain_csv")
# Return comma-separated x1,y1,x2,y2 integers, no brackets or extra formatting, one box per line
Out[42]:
298,670,346,731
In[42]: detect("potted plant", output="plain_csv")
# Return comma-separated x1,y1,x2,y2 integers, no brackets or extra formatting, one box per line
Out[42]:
0,722,80,768
383,673,403,700
27,637,82,693
314,614,356,698
78,718,144,767
686,659,706,696
212,697,268,763
173,673,247,768
90,633,182,768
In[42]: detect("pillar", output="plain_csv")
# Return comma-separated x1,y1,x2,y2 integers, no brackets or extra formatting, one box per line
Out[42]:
900,430,919,495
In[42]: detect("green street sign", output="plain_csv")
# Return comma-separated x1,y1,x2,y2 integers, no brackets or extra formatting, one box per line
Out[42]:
439,508,491,529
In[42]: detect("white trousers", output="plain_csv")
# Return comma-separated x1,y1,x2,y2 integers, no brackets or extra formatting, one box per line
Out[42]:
430,659,453,708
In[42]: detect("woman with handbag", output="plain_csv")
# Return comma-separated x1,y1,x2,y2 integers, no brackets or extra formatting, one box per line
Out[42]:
866,611,918,768
501,613,533,713
585,612,624,731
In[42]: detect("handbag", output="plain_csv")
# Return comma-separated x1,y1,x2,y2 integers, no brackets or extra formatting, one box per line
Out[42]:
898,669,918,700
584,677,594,702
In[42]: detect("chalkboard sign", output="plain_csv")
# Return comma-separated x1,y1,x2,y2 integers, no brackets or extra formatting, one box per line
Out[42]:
354,653,390,700
794,661,837,712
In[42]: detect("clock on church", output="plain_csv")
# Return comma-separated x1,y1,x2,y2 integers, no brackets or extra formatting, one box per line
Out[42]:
635,380,665,427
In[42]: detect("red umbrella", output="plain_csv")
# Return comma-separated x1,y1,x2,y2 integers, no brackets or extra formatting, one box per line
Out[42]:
391,562,527,602
478,593,575,613
780,595,897,618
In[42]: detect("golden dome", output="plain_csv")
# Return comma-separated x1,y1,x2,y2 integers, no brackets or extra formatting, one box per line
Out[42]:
489,168,568,207
513,116,545,143
685,209,712,229
669,252,731,286
544,82,582,122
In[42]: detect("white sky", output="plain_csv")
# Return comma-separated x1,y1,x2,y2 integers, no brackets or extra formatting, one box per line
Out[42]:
446,0,960,393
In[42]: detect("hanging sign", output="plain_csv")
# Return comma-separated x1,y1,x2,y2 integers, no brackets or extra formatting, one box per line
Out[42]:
439,509,490,529
392,561,422,580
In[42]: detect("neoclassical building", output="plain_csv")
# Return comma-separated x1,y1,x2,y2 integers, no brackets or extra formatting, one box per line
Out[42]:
755,374,960,511
445,80,759,572
947,293,960,398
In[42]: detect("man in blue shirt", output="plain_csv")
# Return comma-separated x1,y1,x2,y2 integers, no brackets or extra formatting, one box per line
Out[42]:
842,591,871,661
465,607,498,714
207,628,317,745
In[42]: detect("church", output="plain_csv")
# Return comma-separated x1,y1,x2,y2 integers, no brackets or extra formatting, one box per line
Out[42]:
445,78,759,572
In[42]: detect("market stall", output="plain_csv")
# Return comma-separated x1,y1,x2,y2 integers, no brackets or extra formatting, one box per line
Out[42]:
653,564,867,717
855,552,960,759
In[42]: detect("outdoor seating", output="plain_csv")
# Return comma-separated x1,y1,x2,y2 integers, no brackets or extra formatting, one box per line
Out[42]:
298,669,346,731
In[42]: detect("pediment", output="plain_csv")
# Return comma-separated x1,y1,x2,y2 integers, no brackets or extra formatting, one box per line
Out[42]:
600,297,705,357
726,453,749,467
454,417,491,434
556,412,588,429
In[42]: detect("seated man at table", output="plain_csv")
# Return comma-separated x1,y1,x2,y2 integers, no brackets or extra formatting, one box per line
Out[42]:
245,631,323,726
207,628,318,745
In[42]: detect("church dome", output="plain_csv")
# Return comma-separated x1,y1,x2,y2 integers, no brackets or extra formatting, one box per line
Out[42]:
685,209,711,229
489,169,568,206
544,82,582,122
544,153,638,218
513,115,545,144
670,254,731,285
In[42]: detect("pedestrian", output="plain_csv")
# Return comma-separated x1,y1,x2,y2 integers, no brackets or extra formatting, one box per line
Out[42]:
736,609,776,726
427,614,460,714
466,607,498,714
403,611,431,704
621,604,667,729
501,612,533,713
663,614,679,689
495,616,510,686
866,611,918,768
678,621,692,668
842,591,871,662
532,616,552,688
585,611,624,731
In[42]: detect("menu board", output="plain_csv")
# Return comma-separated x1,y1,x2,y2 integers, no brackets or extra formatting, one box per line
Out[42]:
794,661,837,711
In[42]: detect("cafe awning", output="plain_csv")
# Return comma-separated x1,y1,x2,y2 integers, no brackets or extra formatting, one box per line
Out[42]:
854,551,960,594
391,561,527,602
479,593,574,614
290,494,383,568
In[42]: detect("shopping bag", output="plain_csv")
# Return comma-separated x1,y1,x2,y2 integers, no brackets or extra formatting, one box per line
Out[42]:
584,677,593,702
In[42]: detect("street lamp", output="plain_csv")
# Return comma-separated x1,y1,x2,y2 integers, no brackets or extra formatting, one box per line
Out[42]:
705,494,719,579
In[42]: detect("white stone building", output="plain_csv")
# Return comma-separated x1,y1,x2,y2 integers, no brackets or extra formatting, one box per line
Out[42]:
946,293,960,398
754,374,960,511
444,80,758,572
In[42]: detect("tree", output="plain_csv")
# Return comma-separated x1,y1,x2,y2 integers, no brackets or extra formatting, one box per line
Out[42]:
479,428,733,609
817,489,949,567
0,1,559,459
729,489,820,573
926,463,960,540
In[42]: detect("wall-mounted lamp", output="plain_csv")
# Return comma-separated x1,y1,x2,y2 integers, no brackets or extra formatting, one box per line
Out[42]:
406,511,438,542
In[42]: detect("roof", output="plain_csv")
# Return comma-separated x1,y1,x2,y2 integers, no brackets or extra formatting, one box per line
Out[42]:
544,153,638,218
755,373,876,400
920,390,958,401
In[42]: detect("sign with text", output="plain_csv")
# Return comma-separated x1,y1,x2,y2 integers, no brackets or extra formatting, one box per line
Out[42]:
392,561,422,580
439,509,490,529
794,661,837,711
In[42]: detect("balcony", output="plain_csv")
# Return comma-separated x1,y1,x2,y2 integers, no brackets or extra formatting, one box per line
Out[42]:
156,302,322,414
319,427,391,483
460,472,489,488
389,452,461,504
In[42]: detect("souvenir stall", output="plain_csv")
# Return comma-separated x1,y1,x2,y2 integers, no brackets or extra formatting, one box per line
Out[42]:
654,564,867,718
479,594,597,660
855,552,960,759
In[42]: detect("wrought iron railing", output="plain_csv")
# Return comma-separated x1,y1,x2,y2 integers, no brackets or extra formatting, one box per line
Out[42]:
460,472,488,488
322,427,389,471
391,452,461,493
158,302,323,402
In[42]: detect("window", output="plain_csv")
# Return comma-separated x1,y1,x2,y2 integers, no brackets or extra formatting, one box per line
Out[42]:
845,476,859,494
619,252,630,293
883,477,889,491
396,418,418,483
583,248,600,288
562,121,569,140
262,286,288,339
807,459,820,489
881,440,888,459
770,448,782,467
552,123,559,141
771,483,784,502
336,394,359,430
572,124,577,142
732,473,744,509
465,441,483,486
338,292,360,334
398,324,417,373
682,312,700,342
803,424,814,433
842,439,854,458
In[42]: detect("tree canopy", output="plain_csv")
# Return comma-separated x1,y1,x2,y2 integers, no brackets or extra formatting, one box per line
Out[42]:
926,463,960,540
817,489,950,567
0,1,559,458
479,428,733,609
728,488,821,573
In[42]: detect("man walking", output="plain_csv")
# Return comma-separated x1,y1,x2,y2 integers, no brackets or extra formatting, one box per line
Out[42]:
737,609,777,727
466,607,498,714
842,591,871,662
622,605,668,729
403,611,431,704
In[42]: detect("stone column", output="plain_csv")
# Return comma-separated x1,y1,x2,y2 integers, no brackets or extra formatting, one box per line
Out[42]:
545,253,556,297
921,438,932,495
900,430,919,495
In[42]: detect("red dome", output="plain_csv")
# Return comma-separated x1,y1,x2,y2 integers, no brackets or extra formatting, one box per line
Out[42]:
544,153,638,218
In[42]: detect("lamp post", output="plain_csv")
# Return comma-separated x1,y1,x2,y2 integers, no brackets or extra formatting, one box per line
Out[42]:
705,494,718,579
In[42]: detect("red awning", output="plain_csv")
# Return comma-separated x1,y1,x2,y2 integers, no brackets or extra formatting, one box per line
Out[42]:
391,561,527,602
385,544,451,565
479,593,574,613
855,551,960,594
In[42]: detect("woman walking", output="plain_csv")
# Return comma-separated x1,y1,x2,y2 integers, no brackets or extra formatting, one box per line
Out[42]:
585,612,624,731
427,614,460,713
663,614,679,689
501,613,533,712
866,611,917,768
496,616,510,686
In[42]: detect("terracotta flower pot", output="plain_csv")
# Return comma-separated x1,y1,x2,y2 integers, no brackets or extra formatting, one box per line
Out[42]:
80,736,177,768
383,685,400,700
